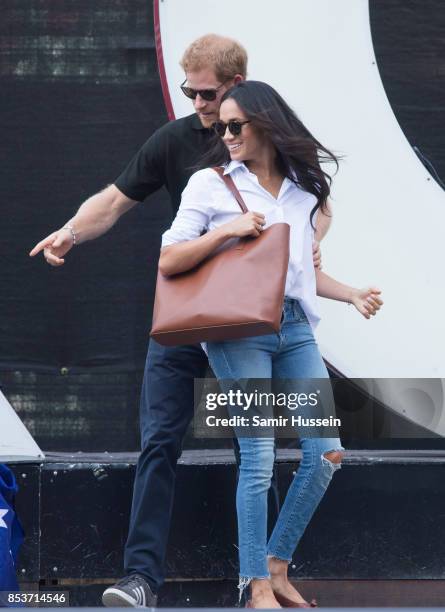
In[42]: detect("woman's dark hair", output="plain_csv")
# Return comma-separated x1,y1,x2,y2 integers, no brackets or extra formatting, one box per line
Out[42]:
199,80,340,227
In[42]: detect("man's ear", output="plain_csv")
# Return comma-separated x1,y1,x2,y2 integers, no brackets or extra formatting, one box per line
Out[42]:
233,74,244,84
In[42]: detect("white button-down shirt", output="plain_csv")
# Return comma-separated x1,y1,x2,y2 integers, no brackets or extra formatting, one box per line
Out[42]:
162,160,320,329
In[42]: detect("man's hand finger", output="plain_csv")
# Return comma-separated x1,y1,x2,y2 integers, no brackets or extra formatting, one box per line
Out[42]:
29,235,56,257
44,250,65,266
51,234,66,249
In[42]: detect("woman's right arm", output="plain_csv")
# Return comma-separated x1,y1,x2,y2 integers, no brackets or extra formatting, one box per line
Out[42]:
159,169,265,276
159,211,265,276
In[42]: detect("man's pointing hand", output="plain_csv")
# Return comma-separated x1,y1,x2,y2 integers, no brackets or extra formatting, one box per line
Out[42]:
29,228,75,266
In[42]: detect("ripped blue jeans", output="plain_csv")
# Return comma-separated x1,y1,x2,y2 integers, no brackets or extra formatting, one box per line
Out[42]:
207,298,344,599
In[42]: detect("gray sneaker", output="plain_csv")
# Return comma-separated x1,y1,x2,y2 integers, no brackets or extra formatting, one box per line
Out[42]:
102,574,157,608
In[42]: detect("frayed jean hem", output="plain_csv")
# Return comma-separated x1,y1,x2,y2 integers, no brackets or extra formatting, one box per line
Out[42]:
266,552,292,563
238,575,270,604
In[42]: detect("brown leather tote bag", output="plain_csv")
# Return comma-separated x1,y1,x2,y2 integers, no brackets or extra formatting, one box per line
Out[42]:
150,167,290,346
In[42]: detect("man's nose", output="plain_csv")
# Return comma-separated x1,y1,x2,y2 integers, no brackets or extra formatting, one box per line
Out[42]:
194,94,207,110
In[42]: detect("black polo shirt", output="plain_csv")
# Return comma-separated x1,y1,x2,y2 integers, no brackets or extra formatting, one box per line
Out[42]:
114,113,215,214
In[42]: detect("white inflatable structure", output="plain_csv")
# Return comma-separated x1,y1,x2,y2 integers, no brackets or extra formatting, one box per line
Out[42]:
156,0,445,434
0,390,44,461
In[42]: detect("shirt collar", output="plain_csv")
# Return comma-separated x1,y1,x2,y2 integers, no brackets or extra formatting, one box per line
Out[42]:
223,160,296,180
191,113,212,132
223,160,246,175
222,161,301,199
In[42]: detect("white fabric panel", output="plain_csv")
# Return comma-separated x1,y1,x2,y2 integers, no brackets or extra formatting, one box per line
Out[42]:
0,390,44,461
158,0,445,379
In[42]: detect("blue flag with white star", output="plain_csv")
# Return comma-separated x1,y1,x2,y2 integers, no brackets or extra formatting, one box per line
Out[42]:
0,464,24,604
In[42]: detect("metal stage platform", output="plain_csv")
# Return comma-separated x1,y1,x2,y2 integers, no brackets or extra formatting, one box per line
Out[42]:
9,449,445,607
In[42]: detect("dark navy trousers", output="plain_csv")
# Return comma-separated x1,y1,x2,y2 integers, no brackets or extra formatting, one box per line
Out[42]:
123,339,280,593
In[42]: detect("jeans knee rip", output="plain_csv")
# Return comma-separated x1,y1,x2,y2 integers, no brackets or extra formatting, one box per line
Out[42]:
321,449,343,472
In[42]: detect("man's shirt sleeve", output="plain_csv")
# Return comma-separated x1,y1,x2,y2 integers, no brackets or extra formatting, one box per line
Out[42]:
161,169,215,247
114,127,166,201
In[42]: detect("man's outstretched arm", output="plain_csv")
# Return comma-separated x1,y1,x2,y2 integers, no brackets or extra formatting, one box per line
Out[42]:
29,184,137,266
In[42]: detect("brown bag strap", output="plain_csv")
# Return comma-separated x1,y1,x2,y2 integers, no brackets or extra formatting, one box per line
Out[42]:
213,167,249,214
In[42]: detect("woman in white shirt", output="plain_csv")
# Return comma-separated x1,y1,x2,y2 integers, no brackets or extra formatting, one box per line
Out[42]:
160,81,382,609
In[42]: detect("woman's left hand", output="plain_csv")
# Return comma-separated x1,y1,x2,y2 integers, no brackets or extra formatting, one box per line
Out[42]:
350,287,383,319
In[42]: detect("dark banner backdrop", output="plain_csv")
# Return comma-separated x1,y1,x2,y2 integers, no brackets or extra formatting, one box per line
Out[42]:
1,1,444,451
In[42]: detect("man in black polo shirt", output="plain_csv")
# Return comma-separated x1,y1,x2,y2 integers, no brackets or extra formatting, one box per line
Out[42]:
30,34,328,608
114,110,216,216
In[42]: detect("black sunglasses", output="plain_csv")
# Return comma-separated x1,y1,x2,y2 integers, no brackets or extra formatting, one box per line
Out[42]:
180,78,229,101
212,120,251,137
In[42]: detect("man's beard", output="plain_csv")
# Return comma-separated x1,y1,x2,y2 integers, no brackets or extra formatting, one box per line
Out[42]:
197,112,217,128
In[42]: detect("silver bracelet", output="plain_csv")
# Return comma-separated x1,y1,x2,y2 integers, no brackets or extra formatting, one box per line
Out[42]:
62,224,77,245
